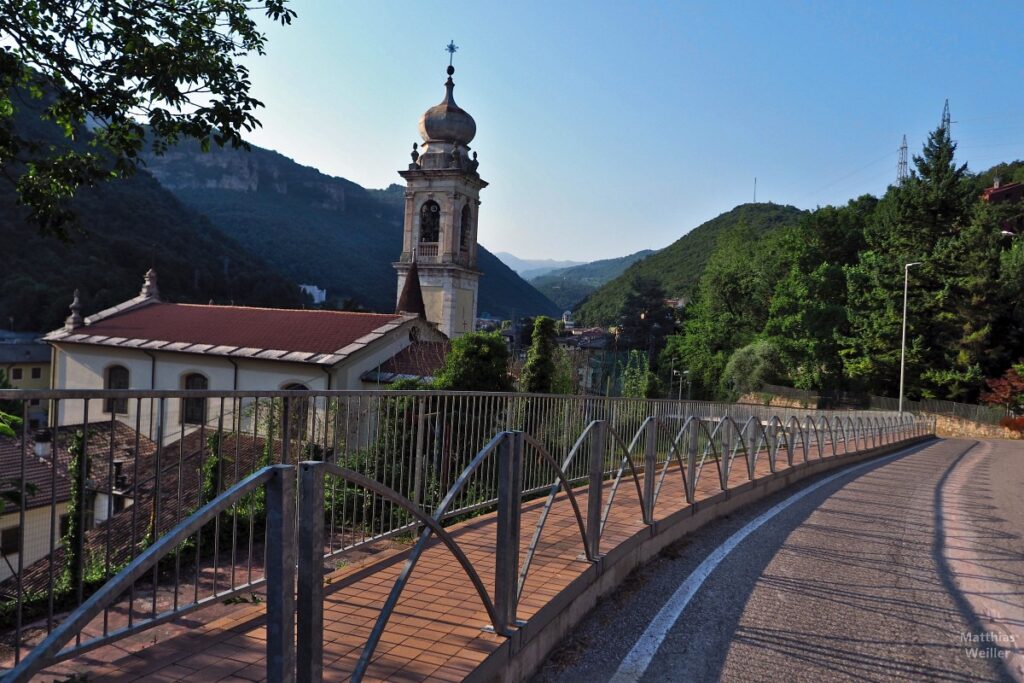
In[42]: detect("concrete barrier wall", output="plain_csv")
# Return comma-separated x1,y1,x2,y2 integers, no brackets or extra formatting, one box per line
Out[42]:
468,435,936,683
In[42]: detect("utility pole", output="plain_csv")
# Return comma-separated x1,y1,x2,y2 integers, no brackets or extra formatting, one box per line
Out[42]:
899,262,922,413
897,135,908,185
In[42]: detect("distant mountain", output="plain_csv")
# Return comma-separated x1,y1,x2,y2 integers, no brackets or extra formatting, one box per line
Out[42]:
143,145,560,319
493,253,586,279
575,204,805,325
530,250,656,311
0,105,303,333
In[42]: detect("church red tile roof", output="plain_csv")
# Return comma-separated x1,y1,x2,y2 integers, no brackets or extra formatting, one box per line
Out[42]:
46,303,414,365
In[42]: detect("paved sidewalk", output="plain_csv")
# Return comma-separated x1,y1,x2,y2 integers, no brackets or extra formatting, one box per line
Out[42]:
30,433,915,682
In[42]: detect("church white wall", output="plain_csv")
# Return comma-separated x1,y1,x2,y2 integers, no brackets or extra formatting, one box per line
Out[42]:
50,319,441,444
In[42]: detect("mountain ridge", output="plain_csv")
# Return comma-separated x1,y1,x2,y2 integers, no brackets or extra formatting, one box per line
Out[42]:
575,204,806,325
529,249,657,310
144,143,560,319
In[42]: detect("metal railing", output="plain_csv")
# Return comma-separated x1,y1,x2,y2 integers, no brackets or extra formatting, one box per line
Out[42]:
4,465,295,683
0,388,928,681
292,410,932,682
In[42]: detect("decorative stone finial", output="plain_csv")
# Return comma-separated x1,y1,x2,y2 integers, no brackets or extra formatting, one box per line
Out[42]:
140,268,160,299
65,289,83,331
469,151,479,173
409,142,420,169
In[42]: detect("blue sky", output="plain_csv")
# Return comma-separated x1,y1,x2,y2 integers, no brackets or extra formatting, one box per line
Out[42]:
243,1,1024,261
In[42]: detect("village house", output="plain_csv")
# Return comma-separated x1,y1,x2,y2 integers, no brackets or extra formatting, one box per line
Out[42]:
0,331,51,429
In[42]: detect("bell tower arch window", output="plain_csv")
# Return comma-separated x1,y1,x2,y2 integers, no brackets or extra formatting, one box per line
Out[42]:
419,200,440,243
459,204,472,252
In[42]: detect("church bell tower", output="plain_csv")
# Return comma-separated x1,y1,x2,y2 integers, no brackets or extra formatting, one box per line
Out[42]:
395,45,486,338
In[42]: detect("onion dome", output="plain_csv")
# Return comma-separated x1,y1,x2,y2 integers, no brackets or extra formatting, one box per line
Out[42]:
418,66,476,145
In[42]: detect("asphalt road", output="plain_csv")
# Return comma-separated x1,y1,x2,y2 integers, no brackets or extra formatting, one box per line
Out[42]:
533,438,1024,683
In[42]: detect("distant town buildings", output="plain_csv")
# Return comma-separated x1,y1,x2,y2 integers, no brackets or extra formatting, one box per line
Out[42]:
0,330,50,429
982,177,1024,235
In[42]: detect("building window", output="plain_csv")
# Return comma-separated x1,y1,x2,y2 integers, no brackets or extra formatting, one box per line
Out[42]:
0,527,21,556
31,367,41,379
11,368,22,380
419,200,440,243
105,365,129,414
460,204,472,252
59,513,70,538
182,373,208,425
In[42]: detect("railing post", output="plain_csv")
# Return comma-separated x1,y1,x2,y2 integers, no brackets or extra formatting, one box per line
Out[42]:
586,421,607,559
643,419,657,524
746,418,759,480
265,464,296,683
412,397,426,509
298,462,325,683
685,418,698,503
281,397,292,464
495,431,524,634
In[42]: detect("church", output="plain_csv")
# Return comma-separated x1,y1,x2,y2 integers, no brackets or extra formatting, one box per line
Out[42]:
45,58,487,431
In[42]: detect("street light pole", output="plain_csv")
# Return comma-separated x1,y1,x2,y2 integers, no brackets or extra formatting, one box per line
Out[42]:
899,262,922,413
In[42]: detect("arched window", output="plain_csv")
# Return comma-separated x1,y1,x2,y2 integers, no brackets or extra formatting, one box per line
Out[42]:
283,383,309,441
182,373,208,425
105,365,129,414
419,200,440,243
459,204,472,252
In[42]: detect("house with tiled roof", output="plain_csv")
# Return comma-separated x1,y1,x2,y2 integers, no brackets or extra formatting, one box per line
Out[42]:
0,422,156,583
45,270,447,440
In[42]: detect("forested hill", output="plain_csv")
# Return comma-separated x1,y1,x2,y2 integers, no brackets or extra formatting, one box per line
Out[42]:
575,204,805,325
142,144,560,319
0,109,303,332
530,249,655,310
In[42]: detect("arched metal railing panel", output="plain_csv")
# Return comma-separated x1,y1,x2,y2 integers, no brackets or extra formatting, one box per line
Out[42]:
600,421,652,533
316,462,500,630
6,465,293,683
516,434,593,597
349,432,508,679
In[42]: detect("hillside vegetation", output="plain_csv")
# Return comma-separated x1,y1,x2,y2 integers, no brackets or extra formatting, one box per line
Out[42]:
662,120,1024,405
0,109,303,332
530,249,655,310
143,145,560,319
575,204,805,325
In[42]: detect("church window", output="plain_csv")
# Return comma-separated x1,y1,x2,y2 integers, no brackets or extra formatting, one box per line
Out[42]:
459,204,472,252
419,201,440,243
105,365,129,414
182,373,208,425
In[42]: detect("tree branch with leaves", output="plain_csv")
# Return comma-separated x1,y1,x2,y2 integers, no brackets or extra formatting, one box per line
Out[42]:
0,0,295,237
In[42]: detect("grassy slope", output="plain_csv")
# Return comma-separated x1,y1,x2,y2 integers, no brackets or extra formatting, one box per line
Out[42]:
575,204,806,325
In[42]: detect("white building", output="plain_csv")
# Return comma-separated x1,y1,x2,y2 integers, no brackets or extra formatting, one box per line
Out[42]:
45,270,446,439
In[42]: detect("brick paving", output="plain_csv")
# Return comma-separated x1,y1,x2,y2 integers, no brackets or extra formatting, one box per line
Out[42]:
26,431,915,682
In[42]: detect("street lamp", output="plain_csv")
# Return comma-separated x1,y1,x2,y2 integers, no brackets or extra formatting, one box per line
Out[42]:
899,262,922,413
